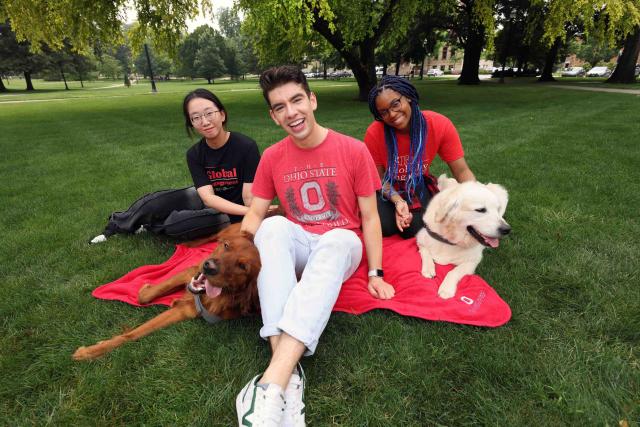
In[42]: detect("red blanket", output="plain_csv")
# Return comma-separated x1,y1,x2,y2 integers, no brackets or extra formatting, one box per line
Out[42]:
93,236,511,327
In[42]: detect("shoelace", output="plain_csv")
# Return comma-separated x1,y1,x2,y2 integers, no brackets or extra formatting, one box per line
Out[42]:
256,387,286,425
283,368,305,425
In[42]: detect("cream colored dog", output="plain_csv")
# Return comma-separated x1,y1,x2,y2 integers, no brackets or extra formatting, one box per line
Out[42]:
416,175,511,299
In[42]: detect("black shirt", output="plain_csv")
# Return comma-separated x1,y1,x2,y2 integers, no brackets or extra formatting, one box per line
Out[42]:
186,132,260,223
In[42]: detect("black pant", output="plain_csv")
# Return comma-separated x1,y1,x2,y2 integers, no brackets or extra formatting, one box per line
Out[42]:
100,186,230,241
377,189,433,239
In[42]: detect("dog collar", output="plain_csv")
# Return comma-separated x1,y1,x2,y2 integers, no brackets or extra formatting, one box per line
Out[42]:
193,293,222,324
424,223,456,246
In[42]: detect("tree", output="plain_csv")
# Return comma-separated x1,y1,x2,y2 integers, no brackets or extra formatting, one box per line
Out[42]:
0,21,46,90
193,28,226,83
178,26,210,78
134,45,173,79
607,26,640,83
217,7,241,39
44,44,73,90
216,8,257,80
534,0,640,83
572,36,618,69
394,1,455,80
454,0,495,84
99,54,123,80
177,25,226,82
114,36,133,87
538,36,562,81
0,0,211,54
237,0,425,101
71,52,96,88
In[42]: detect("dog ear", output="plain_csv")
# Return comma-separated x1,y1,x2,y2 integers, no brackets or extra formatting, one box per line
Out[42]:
240,230,255,242
214,223,238,240
434,195,459,223
486,183,509,216
238,265,260,316
437,174,458,191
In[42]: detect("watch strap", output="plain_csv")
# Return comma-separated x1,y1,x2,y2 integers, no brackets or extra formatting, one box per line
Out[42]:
368,269,384,278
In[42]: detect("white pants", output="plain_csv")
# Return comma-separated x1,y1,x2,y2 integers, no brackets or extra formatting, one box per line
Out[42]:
254,216,362,355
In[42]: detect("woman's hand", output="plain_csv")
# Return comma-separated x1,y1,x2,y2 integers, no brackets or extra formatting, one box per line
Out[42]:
394,199,412,231
368,276,395,300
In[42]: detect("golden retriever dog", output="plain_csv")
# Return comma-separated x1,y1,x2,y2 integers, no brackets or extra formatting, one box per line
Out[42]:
73,223,260,360
416,175,511,299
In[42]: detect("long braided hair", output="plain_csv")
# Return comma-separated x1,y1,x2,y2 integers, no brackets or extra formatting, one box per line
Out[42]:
368,75,427,203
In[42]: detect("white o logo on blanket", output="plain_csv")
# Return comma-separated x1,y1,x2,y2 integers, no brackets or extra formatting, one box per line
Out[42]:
300,181,325,211
460,296,474,305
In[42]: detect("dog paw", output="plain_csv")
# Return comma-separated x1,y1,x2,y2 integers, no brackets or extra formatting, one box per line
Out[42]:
137,284,153,304
421,267,435,279
72,346,93,361
437,281,457,300
421,259,436,279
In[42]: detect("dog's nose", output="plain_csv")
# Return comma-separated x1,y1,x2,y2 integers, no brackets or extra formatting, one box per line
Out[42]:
499,225,511,236
203,259,218,275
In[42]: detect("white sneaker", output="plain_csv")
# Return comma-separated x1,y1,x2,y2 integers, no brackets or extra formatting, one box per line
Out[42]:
282,364,306,427
134,225,147,234
236,375,285,426
89,234,107,244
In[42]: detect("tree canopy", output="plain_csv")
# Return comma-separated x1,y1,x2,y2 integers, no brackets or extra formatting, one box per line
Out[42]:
237,0,425,100
0,0,211,53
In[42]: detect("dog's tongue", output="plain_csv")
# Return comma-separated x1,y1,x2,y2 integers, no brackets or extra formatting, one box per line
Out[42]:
485,237,499,248
205,279,222,298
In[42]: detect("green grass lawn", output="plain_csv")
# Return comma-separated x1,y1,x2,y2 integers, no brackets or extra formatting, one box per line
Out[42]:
1,78,638,426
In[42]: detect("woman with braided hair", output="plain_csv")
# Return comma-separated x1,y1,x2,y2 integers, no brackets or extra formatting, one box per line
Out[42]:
364,75,475,238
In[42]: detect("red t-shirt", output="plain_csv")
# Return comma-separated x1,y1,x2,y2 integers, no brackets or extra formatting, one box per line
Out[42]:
363,110,464,181
252,129,382,235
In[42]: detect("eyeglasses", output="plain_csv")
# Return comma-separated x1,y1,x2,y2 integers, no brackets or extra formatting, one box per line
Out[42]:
190,110,220,126
378,96,404,118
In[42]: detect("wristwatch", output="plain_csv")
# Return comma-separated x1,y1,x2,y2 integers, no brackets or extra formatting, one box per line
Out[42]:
368,269,384,278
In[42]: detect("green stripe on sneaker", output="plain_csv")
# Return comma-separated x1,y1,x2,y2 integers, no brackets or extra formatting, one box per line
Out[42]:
241,382,258,426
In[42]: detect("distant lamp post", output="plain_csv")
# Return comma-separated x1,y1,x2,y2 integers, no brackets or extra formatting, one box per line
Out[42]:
499,5,517,84
144,43,158,93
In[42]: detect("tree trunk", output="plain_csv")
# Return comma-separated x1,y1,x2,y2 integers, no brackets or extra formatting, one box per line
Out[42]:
419,56,425,80
347,50,376,101
458,23,484,85
308,0,400,101
24,71,34,90
607,26,640,84
538,37,561,82
323,62,327,79
0,77,6,92
394,53,401,75
59,64,69,90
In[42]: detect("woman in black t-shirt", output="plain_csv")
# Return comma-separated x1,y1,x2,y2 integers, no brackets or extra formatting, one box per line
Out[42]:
184,89,260,223
90,89,262,243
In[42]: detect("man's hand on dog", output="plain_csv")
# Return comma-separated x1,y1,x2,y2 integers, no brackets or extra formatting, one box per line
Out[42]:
368,276,395,300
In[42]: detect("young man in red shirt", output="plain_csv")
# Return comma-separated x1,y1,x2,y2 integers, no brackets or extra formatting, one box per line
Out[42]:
236,66,394,426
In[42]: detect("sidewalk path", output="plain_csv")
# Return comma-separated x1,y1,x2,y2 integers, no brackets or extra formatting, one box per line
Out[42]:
549,85,640,95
